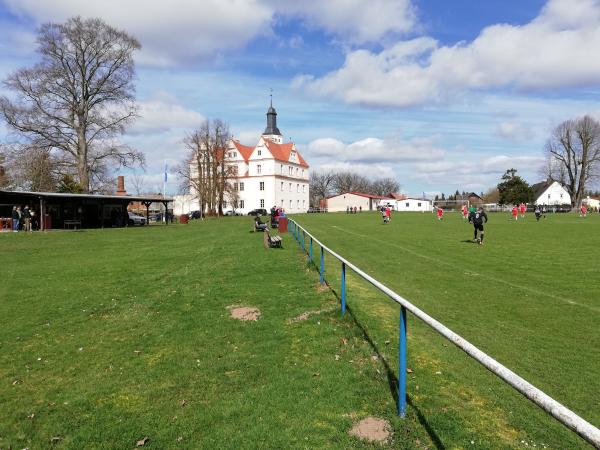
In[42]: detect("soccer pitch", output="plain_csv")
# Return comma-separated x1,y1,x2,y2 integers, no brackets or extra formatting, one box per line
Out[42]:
0,213,598,448
294,210,600,447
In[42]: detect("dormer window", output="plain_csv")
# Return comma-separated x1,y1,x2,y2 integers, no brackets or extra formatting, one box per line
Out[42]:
258,150,262,156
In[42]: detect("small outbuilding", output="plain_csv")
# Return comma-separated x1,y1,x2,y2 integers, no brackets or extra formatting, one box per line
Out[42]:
531,180,571,206
395,198,432,212
0,189,172,230
323,192,394,212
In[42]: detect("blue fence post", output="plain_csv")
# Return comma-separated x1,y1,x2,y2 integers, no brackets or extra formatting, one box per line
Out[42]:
302,230,305,251
320,246,325,285
309,237,313,263
341,262,346,316
398,306,407,418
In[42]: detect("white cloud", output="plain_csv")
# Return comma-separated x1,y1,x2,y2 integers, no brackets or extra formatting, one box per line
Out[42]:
410,155,545,189
3,0,417,66
295,0,600,107
496,121,535,143
306,135,444,163
129,93,204,135
272,0,416,43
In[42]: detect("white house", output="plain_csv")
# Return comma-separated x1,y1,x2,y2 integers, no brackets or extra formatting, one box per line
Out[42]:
531,180,571,206
172,194,199,215
190,102,310,214
395,198,432,212
582,196,600,209
324,192,393,212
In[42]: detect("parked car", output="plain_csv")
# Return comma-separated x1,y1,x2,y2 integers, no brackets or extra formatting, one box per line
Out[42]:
190,210,203,219
247,208,268,216
128,212,146,226
224,209,241,216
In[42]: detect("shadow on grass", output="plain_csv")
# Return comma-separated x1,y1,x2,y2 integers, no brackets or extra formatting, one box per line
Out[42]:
326,284,445,450
461,239,478,244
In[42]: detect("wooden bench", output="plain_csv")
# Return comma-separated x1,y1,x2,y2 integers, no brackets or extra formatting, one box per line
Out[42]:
63,220,81,230
264,229,283,248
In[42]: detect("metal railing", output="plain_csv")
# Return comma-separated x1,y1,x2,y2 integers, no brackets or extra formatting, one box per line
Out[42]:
287,219,600,448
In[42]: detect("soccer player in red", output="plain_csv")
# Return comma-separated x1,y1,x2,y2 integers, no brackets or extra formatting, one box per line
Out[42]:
581,204,587,217
512,206,518,221
462,204,468,220
385,206,391,223
519,202,526,218
436,207,444,220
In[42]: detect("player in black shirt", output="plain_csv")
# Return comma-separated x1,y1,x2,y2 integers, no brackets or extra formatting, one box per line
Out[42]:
469,206,488,245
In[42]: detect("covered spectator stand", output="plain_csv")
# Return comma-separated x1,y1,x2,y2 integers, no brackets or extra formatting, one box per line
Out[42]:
0,190,173,230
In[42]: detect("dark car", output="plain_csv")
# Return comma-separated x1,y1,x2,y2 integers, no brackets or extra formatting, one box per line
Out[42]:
190,210,203,219
247,208,268,216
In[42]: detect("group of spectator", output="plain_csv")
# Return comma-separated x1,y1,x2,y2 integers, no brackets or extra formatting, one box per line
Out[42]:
346,206,361,213
7,205,38,232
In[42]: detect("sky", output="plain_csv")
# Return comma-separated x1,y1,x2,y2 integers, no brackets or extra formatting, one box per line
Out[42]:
1,0,600,197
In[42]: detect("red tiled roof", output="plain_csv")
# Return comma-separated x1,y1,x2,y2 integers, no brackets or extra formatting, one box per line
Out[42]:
328,192,394,200
350,192,393,199
264,140,310,168
232,140,255,162
389,192,406,200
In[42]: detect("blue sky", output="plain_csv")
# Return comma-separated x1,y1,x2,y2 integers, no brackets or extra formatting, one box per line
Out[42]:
1,0,600,196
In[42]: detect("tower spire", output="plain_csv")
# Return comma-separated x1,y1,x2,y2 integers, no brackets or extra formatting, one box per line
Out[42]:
263,91,281,137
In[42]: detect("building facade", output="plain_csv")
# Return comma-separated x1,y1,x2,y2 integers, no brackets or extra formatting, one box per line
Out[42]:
532,180,571,206
324,192,393,212
190,103,310,215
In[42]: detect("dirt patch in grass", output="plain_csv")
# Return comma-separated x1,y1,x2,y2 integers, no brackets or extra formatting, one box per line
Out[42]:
349,417,392,443
288,306,336,323
228,306,261,321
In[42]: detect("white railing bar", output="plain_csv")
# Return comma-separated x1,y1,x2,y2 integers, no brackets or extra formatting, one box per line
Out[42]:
291,219,600,448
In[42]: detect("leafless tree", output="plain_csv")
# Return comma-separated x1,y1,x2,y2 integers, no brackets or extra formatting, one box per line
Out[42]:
482,187,500,204
0,17,144,193
544,115,600,206
309,170,335,206
370,177,400,196
2,144,59,191
180,119,232,216
332,171,371,195
130,171,146,195
0,149,9,188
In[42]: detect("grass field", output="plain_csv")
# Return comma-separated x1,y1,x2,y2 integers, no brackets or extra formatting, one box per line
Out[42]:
294,210,600,448
0,212,598,448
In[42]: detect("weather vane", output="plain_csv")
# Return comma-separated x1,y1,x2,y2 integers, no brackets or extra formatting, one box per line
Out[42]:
269,88,273,106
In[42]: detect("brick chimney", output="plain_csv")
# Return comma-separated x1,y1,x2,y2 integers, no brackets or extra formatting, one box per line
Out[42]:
116,176,127,196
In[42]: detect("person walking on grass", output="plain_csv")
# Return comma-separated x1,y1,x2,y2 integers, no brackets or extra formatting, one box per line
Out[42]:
512,205,518,221
580,204,587,218
462,204,469,220
469,206,488,245
436,207,444,221
534,205,542,222
519,202,526,218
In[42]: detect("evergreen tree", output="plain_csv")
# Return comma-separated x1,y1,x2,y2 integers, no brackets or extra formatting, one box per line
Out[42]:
497,169,533,205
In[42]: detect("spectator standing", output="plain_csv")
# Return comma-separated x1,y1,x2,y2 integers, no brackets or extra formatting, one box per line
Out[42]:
22,206,32,232
12,206,20,232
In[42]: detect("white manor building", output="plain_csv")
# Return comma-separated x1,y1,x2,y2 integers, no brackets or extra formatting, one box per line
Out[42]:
189,102,310,215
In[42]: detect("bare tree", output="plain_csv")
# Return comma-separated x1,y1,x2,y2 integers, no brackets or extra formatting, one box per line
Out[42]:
130,171,146,195
2,144,59,191
0,149,9,188
544,115,600,206
0,17,144,192
309,170,335,206
371,177,400,196
332,171,371,195
180,119,232,216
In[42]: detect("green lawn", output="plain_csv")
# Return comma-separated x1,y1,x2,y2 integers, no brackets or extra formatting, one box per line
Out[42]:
0,212,598,448
293,210,600,449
